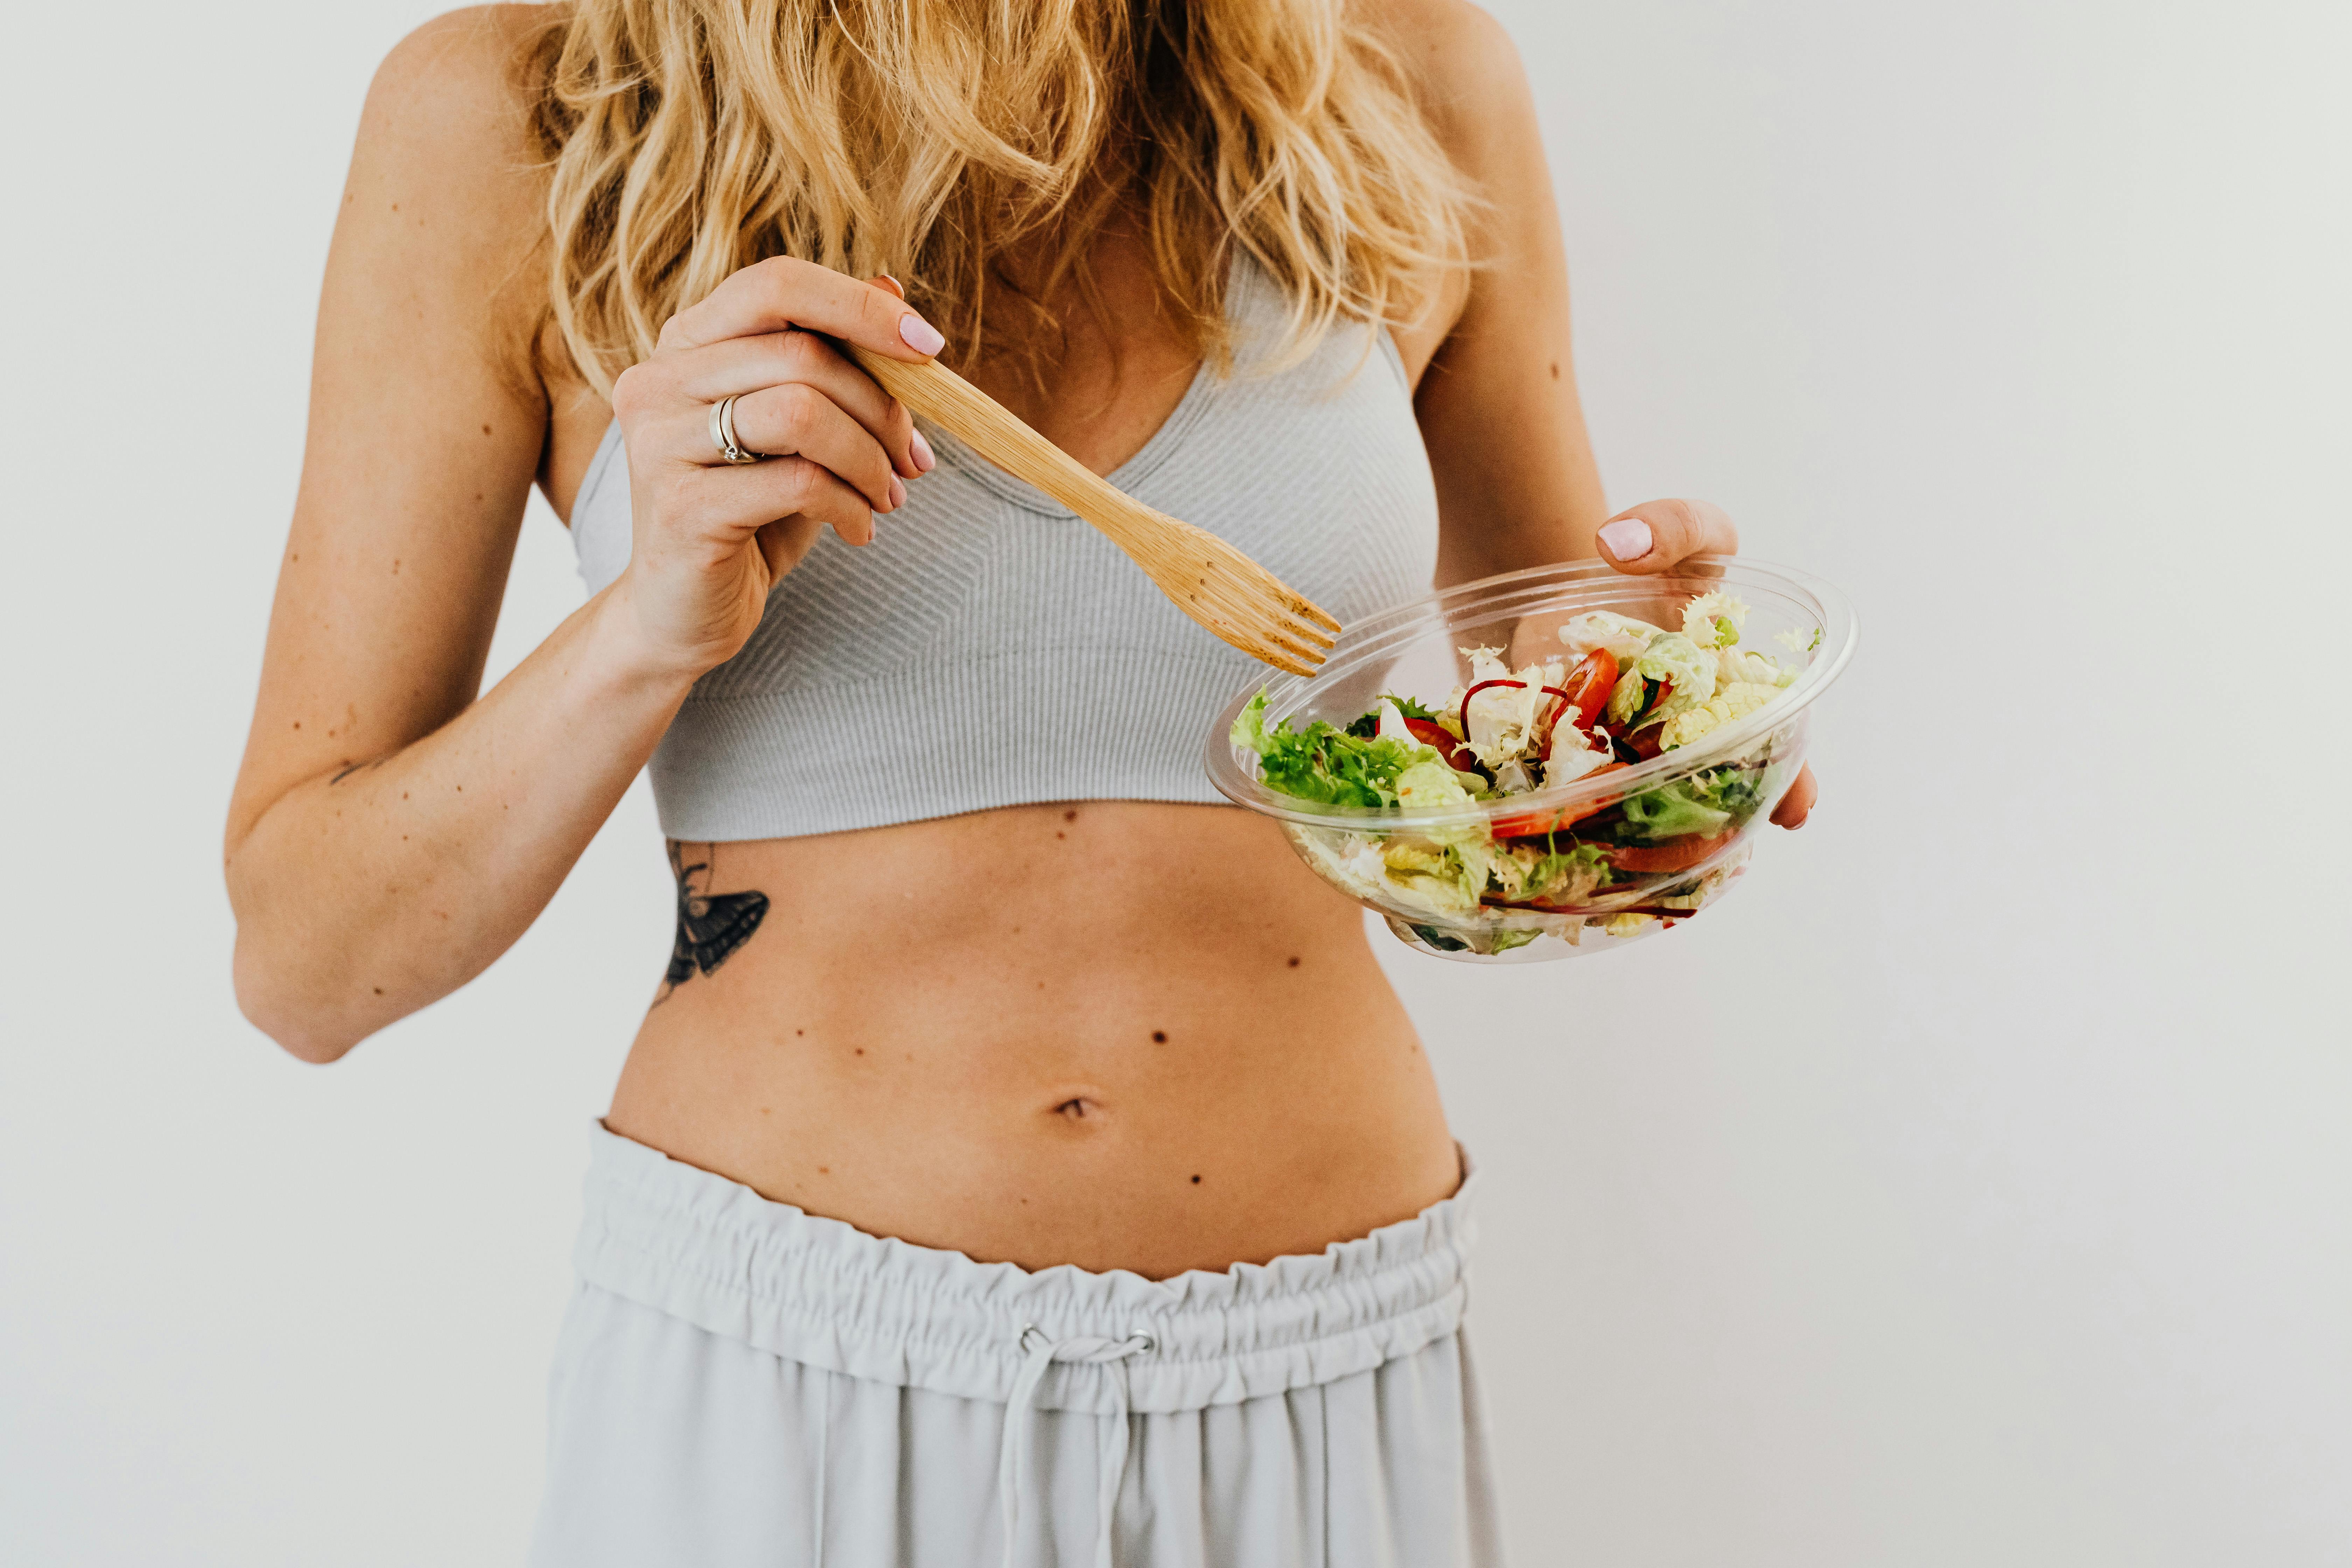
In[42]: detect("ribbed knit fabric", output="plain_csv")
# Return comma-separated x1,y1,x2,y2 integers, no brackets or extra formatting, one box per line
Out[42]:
570,257,1439,841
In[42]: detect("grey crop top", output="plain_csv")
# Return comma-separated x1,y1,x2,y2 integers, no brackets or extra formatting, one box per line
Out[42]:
570,256,1440,841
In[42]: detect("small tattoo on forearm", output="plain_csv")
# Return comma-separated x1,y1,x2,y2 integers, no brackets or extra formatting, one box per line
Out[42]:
655,841,769,1003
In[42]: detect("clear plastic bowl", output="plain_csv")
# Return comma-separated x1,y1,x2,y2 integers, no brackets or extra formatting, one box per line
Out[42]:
1204,556,1857,962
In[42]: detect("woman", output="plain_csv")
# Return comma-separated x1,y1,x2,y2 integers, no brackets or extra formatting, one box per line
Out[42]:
228,1,1814,1561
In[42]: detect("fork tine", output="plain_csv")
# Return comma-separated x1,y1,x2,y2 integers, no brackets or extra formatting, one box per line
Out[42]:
1188,575,1338,657
1196,583,1335,659
1188,539,1343,639
1180,554,1341,640
1179,591,1332,671
1152,559,1335,649
1226,586,1340,645
1220,558,1341,637
1275,592,1343,635
1257,624,1332,666
1267,612,1338,652
1180,594,1325,674
1228,637,1321,677
1202,603,1323,663
1234,592,1339,650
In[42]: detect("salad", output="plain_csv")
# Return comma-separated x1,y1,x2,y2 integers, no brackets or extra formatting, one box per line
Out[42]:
1231,589,1819,955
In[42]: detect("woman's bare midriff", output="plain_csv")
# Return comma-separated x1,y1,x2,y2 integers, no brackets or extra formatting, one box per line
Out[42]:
603,800,1461,1278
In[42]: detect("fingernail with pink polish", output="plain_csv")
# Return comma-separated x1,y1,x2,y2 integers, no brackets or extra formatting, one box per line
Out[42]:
1598,518,1653,562
898,313,946,357
888,475,907,510
909,428,936,474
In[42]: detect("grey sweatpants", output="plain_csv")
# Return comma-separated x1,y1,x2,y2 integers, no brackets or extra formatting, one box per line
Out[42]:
530,1125,1505,1567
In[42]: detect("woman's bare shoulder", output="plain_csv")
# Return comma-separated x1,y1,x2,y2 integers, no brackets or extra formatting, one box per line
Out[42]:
354,6,556,251
371,5,555,115
340,7,566,385
1352,0,1538,372
1354,0,1532,154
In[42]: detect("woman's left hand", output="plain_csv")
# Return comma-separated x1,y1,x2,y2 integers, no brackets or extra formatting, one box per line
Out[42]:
1592,499,1818,829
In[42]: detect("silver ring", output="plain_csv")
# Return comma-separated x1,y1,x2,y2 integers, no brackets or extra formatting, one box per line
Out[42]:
708,394,763,465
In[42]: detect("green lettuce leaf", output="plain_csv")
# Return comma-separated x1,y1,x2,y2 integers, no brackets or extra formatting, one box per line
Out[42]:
1232,692,1436,808
1526,841,1614,898
1345,692,1437,738
1381,837,1487,917
1604,665,1651,727
1616,767,1766,841
1386,693,1437,722
1630,632,1718,731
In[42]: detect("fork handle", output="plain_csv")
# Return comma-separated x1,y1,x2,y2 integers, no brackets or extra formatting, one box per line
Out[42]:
842,344,1144,545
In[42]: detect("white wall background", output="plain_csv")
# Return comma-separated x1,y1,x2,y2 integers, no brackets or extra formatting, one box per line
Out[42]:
4,2,2346,1562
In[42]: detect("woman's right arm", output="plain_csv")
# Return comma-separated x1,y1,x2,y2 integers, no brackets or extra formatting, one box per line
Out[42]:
226,10,943,1062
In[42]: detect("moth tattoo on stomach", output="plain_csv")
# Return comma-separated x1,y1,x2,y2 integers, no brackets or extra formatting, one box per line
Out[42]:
657,842,770,1001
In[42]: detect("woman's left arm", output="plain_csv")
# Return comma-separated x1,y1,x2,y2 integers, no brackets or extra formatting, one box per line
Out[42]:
1387,0,1815,826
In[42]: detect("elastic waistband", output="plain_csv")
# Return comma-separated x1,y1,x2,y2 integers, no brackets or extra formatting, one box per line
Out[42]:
572,1123,1477,1415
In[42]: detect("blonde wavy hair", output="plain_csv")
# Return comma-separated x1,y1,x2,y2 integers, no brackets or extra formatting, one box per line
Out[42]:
526,0,1475,397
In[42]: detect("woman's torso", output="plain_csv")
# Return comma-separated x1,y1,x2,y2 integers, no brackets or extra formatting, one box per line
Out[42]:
541,231,1465,1277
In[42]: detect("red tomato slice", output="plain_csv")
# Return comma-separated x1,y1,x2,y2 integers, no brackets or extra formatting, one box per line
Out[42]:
1404,717,1477,773
1604,828,1736,874
1489,762,1631,838
1562,649,1618,729
1530,650,1621,759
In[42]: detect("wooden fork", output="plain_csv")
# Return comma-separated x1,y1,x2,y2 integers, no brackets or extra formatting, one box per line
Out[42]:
845,345,1340,675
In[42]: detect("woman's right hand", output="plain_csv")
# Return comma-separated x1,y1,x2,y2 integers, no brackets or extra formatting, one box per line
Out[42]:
606,258,947,676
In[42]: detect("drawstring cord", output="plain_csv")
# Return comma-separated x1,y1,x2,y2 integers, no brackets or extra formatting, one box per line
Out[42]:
1000,1324,1155,1568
